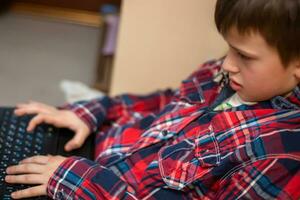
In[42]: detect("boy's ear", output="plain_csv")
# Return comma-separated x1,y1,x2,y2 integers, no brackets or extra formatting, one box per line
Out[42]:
294,60,300,80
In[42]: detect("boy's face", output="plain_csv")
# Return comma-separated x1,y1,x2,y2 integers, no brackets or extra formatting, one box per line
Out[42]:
222,28,300,102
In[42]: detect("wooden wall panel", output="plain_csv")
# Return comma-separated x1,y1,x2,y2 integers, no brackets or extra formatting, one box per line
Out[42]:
16,0,121,12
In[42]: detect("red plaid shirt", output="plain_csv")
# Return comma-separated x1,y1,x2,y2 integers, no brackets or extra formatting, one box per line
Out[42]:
47,59,300,199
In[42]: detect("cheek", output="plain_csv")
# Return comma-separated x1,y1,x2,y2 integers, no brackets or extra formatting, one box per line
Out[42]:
241,70,268,89
239,67,255,81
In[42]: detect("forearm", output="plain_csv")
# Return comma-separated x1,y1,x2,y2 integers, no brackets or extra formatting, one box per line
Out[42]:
62,89,175,132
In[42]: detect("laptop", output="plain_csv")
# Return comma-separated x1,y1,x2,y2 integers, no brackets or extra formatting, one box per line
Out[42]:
0,107,95,200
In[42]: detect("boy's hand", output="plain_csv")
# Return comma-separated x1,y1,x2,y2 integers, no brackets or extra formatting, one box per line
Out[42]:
14,101,90,151
5,155,67,199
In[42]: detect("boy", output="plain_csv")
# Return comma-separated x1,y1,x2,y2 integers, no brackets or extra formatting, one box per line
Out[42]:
5,0,300,199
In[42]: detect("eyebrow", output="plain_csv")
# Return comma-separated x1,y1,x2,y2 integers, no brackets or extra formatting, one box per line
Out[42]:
228,44,258,58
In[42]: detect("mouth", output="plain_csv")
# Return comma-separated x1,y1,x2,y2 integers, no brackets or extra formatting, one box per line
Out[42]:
229,79,242,91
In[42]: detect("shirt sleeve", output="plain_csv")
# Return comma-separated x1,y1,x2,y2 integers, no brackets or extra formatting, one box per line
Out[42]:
62,89,175,132
47,156,135,200
215,158,300,200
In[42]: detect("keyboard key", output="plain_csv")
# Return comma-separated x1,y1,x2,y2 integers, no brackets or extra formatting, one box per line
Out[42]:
0,108,55,199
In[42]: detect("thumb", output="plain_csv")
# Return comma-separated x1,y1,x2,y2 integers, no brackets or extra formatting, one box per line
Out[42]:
64,130,89,152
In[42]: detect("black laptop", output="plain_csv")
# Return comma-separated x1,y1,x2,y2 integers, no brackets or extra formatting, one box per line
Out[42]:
0,107,95,200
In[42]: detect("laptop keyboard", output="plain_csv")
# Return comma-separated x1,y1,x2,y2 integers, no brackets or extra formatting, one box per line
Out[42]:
0,108,54,199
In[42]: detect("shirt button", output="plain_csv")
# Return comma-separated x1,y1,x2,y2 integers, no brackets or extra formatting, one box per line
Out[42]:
162,130,169,136
200,149,209,154
56,190,65,199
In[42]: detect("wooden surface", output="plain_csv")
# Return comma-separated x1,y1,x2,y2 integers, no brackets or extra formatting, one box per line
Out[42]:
15,0,121,12
11,2,103,27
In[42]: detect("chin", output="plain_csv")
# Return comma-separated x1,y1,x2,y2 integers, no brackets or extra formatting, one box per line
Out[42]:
237,92,260,102
241,94,275,102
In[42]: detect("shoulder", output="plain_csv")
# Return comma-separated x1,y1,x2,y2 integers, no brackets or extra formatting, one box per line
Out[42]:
185,58,224,82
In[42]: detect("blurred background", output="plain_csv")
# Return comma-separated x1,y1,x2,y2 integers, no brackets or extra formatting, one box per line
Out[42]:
0,0,227,106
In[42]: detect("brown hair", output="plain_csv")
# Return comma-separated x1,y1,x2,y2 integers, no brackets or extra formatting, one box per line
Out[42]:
215,0,300,66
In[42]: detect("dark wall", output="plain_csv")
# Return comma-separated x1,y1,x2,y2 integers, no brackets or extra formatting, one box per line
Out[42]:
0,0,14,12
16,0,121,12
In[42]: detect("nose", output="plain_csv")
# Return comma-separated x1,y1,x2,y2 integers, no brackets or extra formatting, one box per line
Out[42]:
222,52,240,74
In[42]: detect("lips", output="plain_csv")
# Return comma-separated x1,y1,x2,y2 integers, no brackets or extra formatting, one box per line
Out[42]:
229,79,242,90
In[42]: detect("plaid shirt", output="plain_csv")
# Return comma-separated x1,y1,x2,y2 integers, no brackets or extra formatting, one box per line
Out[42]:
47,59,300,200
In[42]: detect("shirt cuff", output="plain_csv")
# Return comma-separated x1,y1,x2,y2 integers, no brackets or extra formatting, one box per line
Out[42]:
47,156,128,200
60,97,111,132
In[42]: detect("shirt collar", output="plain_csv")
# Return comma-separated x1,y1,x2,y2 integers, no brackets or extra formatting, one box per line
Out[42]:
270,85,300,110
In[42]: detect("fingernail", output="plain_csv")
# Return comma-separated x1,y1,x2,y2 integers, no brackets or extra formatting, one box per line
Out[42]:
11,192,17,199
66,146,72,152
5,176,11,182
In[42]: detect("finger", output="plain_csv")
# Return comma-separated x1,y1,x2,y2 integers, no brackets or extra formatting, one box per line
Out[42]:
16,101,40,109
16,100,37,107
6,163,45,174
10,185,46,199
15,103,28,108
26,114,43,131
15,102,55,116
27,114,58,131
64,130,88,151
29,101,57,112
14,107,32,116
19,155,50,165
14,107,41,117
5,174,45,185
14,106,48,117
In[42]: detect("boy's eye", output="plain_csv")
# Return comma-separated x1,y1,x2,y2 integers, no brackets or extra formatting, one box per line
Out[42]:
237,52,251,60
